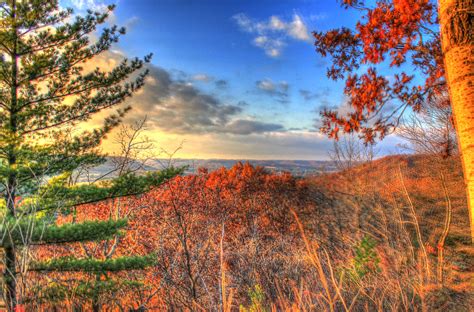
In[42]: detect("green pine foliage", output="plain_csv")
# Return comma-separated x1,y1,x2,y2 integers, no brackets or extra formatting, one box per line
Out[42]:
27,279,144,305
0,1,176,309
0,218,128,247
32,254,156,272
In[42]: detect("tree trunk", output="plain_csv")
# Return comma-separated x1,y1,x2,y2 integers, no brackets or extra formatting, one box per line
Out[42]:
92,273,102,312
4,247,17,311
439,0,474,242
4,1,19,310
4,166,18,312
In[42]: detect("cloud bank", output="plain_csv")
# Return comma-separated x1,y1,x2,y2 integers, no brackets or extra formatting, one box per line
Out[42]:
126,65,284,136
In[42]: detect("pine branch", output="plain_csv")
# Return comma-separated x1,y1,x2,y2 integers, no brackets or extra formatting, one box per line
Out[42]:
20,167,184,215
0,219,127,247
31,254,155,272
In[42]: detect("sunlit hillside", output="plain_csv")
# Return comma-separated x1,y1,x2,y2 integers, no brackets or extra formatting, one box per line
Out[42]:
22,155,472,310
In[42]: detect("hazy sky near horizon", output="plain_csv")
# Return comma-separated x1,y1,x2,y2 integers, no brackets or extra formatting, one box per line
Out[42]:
61,0,405,160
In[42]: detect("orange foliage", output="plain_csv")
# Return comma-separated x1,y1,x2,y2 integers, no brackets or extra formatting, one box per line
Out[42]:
315,0,445,143
32,163,316,310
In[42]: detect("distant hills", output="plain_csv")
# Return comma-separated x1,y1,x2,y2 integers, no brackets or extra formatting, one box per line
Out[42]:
166,159,338,176
81,157,337,181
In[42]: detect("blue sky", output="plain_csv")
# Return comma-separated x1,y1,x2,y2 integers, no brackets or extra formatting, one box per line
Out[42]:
62,0,404,159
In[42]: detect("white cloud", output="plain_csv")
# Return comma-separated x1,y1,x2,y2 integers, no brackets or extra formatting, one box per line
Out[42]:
253,36,285,57
257,79,288,93
309,13,328,21
288,14,310,41
192,74,213,82
232,13,254,32
125,16,140,29
70,0,107,10
233,13,311,57
269,16,286,30
66,0,117,24
69,0,90,9
257,79,276,92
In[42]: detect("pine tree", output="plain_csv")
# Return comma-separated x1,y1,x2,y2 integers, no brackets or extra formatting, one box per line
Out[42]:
0,1,178,310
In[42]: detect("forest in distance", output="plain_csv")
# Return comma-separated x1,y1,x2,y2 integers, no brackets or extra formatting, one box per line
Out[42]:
85,157,339,180
0,0,473,311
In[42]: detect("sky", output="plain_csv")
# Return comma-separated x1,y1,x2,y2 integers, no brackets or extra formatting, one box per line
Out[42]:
61,0,404,160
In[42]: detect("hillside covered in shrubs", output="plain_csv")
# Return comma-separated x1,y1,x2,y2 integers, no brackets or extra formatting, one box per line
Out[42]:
28,155,473,311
